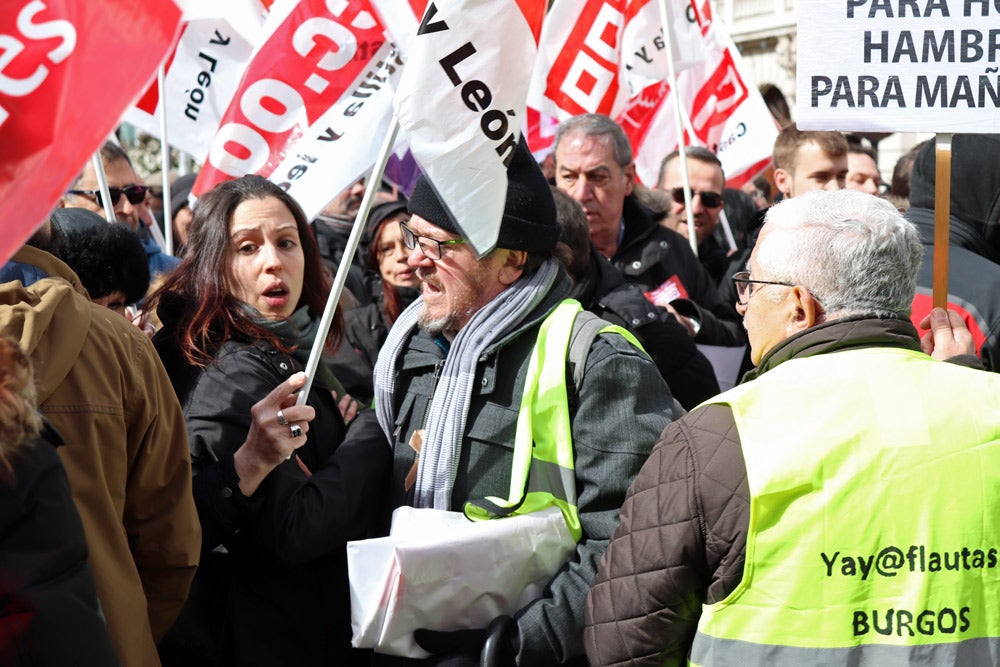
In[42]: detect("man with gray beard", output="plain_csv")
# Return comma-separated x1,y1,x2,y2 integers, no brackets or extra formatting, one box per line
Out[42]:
371,139,673,666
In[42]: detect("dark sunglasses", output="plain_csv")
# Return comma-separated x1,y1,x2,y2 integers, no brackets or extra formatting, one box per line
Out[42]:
67,184,148,208
670,187,723,209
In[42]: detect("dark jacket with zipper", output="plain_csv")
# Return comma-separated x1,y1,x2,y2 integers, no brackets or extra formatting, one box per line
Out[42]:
154,296,390,667
571,246,720,410
905,133,1000,372
611,196,745,347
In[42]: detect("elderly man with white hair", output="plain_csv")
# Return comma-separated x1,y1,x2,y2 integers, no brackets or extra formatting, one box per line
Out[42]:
585,190,1000,666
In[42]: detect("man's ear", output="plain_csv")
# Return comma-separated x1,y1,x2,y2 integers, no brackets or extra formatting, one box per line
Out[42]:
773,168,793,198
623,162,636,197
786,285,821,335
498,249,528,286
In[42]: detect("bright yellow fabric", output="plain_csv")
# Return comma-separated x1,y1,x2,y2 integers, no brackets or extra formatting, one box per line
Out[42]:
691,348,1000,664
464,300,641,542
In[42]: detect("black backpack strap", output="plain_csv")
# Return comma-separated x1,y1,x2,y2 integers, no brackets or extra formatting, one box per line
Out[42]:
567,310,608,394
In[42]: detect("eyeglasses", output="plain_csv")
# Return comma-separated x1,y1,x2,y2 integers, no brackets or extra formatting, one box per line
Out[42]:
66,184,148,208
399,221,465,261
670,187,723,209
732,271,795,306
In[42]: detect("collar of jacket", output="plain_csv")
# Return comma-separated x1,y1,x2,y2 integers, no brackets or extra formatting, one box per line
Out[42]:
742,315,921,383
12,246,88,296
618,195,660,256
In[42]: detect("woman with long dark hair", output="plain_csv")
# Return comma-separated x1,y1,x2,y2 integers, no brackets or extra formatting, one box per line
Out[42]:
149,175,389,667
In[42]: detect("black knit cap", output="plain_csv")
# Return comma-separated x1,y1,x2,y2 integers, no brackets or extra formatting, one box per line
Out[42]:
364,198,409,243
407,136,559,253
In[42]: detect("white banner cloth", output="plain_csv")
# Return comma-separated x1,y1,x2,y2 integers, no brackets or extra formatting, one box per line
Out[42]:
347,505,576,658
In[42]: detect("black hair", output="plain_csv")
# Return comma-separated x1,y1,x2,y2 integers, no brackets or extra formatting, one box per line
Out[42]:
55,224,150,304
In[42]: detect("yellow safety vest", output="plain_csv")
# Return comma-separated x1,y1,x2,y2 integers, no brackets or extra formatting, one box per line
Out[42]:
691,347,1000,665
464,299,642,542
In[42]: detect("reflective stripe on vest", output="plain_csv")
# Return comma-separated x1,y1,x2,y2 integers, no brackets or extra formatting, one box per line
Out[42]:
689,347,1000,666
464,299,641,542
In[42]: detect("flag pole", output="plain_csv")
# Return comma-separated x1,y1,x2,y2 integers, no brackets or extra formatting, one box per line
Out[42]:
932,132,952,309
296,115,401,406
656,0,698,257
159,64,174,256
91,152,116,223
718,209,737,252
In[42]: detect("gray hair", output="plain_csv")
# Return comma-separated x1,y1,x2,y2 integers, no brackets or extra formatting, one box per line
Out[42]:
757,190,922,319
553,114,633,167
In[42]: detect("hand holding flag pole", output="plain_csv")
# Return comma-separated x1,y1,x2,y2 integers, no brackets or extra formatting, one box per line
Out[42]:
295,116,401,408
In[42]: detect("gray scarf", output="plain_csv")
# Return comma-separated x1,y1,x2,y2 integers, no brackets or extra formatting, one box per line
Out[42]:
250,305,347,396
374,258,560,509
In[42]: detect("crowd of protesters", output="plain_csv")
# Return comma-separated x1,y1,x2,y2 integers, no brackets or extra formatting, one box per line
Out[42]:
1,108,998,667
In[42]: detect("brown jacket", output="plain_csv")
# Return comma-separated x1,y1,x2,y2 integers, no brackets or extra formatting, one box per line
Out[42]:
0,247,200,667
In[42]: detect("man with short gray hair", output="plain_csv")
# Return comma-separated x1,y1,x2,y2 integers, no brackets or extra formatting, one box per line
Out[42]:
586,189,1000,666
553,113,743,346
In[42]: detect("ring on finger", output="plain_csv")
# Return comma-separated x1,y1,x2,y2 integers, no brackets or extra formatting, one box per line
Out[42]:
276,409,289,426
289,423,304,438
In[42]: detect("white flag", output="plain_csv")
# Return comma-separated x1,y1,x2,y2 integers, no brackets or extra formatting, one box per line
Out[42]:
124,0,266,158
620,20,777,188
393,0,546,254
270,42,404,220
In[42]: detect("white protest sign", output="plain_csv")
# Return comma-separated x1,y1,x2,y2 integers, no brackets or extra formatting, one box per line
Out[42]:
796,0,1000,132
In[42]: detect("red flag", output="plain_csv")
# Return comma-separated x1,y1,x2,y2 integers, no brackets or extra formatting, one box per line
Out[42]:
0,0,181,267
621,20,777,189
193,0,386,198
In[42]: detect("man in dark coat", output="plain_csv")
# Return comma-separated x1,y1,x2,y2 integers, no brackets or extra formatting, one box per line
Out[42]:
553,114,745,347
552,187,720,410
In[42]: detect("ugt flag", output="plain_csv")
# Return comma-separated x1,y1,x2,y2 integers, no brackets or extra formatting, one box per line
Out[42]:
393,0,546,255
0,0,181,266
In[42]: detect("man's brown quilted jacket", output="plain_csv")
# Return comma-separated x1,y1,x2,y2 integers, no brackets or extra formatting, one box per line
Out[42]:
584,317,924,666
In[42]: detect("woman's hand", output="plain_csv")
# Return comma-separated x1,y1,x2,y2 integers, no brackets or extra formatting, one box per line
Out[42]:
233,372,316,496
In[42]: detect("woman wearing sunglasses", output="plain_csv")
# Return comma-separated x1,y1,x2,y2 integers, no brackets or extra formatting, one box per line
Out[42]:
149,175,389,667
